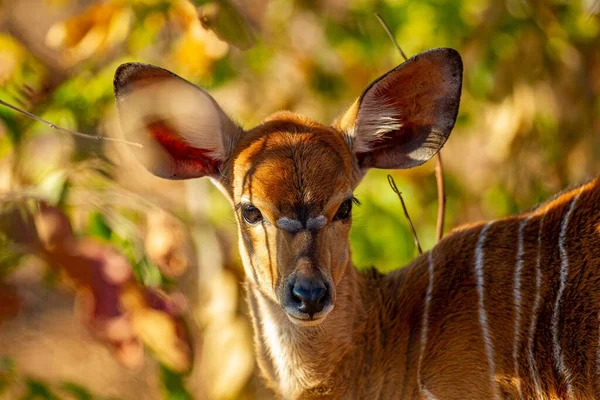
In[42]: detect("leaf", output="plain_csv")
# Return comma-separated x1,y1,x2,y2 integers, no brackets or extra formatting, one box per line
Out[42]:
45,3,133,64
198,1,255,50
159,365,192,400
132,308,191,373
137,256,163,288
34,170,68,208
88,212,112,241
0,201,41,250
0,282,20,326
0,357,15,395
59,382,93,400
22,379,59,400
145,211,192,279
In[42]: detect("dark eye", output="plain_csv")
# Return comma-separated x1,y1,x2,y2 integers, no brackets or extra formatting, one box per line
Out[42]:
241,204,263,224
334,199,353,220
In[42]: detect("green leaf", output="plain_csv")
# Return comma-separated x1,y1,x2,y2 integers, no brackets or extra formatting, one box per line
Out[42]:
133,256,163,288
0,357,15,395
159,365,192,400
59,382,93,400
21,379,59,400
88,212,112,240
34,170,68,206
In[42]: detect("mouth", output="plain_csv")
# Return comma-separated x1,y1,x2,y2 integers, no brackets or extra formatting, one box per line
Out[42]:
283,305,333,327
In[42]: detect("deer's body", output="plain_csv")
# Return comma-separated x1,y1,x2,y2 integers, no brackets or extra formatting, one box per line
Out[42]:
113,48,600,399
248,178,600,399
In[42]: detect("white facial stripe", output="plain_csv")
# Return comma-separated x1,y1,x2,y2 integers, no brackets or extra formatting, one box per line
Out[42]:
527,213,545,400
552,190,582,399
474,221,499,400
306,215,326,230
276,217,303,233
513,217,529,400
240,195,278,216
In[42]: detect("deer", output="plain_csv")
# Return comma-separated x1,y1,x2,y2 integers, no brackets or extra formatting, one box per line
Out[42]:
113,48,600,399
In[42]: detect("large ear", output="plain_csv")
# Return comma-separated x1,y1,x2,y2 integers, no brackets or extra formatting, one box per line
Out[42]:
336,48,462,170
114,63,241,180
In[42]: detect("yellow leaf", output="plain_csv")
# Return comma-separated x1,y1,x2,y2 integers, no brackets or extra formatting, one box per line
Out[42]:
46,2,132,63
132,308,192,373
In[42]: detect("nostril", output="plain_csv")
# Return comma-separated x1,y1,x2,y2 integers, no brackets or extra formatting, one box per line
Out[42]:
292,285,304,303
314,287,326,303
291,288,303,304
292,283,327,314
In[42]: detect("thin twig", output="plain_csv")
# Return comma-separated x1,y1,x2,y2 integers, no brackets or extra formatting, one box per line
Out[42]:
375,12,447,243
387,174,423,255
0,99,143,148
374,13,408,62
434,153,446,242
588,0,600,22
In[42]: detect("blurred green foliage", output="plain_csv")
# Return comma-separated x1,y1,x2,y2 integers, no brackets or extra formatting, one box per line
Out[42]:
0,356,121,400
2,0,597,271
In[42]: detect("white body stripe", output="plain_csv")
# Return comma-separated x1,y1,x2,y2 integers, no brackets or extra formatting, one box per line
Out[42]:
422,387,439,400
513,217,529,399
418,251,436,399
552,190,582,399
474,222,499,399
527,214,546,400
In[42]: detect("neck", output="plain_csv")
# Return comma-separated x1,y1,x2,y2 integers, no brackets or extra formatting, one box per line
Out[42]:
245,261,425,398
246,264,363,397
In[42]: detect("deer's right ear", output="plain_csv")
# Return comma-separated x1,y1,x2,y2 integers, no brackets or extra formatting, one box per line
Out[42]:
114,63,241,180
336,48,462,171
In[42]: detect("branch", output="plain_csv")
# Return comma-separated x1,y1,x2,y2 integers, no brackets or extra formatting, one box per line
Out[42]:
588,0,599,22
387,174,423,256
434,152,446,242
0,99,143,148
375,12,447,243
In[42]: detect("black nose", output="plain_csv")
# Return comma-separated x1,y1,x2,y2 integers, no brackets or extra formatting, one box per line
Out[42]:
286,276,328,317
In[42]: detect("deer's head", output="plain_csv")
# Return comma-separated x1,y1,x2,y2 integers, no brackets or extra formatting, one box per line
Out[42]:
114,48,462,326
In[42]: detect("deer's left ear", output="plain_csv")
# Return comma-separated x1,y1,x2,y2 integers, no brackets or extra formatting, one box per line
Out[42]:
336,48,462,170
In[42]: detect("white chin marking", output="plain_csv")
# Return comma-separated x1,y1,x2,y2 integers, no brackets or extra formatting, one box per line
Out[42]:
286,314,327,327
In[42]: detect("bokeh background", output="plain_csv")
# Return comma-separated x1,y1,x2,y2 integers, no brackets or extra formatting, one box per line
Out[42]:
0,0,598,398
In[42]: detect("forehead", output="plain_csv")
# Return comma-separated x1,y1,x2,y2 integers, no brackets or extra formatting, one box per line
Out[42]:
232,116,353,213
